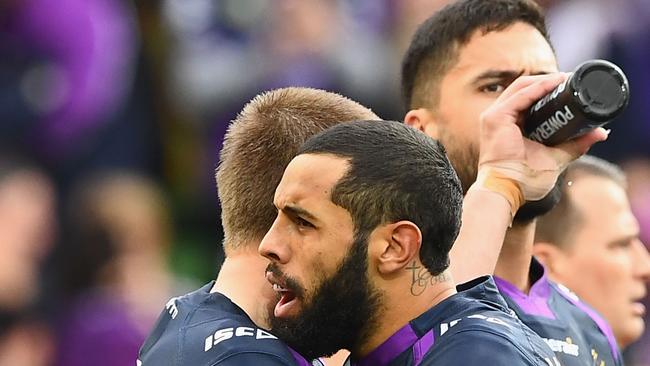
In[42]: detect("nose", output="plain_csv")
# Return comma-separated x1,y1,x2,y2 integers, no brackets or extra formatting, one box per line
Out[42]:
633,239,650,283
259,216,291,264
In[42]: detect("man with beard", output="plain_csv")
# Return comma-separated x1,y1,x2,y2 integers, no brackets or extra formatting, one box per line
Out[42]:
260,105,602,364
534,156,650,349
138,88,379,365
402,0,622,364
139,86,567,365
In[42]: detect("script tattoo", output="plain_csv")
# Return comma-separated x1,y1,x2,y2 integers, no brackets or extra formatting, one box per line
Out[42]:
406,261,449,296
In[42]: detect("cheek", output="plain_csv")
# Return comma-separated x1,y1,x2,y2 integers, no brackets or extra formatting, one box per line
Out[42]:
299,250,340,296
572,254,630,307
587,256,626,288
561,255,614,298
438,107,480,144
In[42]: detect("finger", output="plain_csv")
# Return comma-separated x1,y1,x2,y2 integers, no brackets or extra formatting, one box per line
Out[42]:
497,73,568,102
496,75,569,127
550,127,609,165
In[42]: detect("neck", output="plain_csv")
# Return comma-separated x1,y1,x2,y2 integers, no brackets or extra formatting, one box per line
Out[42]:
494,220,536,293
212,247,273,328
356,266,456,358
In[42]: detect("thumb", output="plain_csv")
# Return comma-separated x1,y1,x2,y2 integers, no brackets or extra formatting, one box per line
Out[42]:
550,127,609,166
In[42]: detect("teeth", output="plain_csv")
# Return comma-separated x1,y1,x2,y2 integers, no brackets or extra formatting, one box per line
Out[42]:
273,284,284,292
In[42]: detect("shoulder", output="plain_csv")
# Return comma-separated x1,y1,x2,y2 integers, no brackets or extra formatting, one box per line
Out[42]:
141,313,296,365
549,282,622,364
428,310,556,366
437,308,521,338
139,289,297,365
425,325,553,366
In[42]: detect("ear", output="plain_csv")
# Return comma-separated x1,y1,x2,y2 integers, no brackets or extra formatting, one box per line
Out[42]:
370,221,422,276
533,242,566,277
404,108,439,139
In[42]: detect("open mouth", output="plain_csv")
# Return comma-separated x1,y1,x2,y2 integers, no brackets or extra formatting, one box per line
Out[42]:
267,273,300,318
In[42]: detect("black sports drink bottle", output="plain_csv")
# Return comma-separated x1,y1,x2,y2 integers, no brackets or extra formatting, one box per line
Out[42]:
524,59,629,146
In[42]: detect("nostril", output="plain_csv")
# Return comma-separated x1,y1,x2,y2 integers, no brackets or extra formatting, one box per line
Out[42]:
264,252,281,262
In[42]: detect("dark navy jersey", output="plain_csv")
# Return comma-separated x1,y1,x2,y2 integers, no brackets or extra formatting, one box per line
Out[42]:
138,282,319,366
345,276,558,366
495,259,622,366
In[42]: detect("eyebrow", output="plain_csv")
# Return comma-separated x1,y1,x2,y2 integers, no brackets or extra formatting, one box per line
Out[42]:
609,232,640,246
472,69,551,83
282,204,319,222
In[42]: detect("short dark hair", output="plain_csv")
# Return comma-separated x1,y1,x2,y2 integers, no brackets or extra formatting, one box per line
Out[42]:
298,120,463,276
401,0,550,110
535,155,627,248
217,88,378,251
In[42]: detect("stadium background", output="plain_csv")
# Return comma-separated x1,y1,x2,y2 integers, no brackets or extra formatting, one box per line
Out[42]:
2,0,650,364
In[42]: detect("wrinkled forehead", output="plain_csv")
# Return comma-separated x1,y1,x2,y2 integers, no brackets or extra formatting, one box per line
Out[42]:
450,22,558,77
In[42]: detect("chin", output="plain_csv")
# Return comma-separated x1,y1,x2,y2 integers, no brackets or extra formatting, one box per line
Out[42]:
617,319,645,348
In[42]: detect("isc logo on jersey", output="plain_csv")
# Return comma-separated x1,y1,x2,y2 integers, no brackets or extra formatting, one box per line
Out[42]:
204,327,278,352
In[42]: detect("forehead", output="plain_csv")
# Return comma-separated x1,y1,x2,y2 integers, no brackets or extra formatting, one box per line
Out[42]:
449,22,558,77
570,176,638,233
274,153,349,205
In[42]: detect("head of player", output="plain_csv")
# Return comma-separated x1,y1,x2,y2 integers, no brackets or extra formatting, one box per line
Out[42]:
534,156,650,348
215,87,379,327
138,88,381,365
402,0,560,223
260,120,463,360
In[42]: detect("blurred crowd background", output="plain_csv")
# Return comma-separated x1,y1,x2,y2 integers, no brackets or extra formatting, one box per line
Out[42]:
1,0,650,365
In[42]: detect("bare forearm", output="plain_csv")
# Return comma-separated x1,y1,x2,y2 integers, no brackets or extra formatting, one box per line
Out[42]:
449,184,512,284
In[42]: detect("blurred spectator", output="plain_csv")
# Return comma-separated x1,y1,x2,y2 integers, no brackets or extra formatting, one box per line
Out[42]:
0,317,54,366
0,155,56,366
53,171,193,366
0,155,55,312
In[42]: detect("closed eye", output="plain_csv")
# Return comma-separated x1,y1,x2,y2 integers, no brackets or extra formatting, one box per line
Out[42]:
294,216,315,229
609,238,635,250
279,204,318,230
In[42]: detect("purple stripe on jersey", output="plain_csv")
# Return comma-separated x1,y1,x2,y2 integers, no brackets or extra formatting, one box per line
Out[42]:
551,283,621,363
356,323,419,366
494,274,556,320
288,347,314,366
412,330,435,365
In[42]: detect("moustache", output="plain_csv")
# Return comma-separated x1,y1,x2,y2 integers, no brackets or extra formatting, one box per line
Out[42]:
265,262,306,299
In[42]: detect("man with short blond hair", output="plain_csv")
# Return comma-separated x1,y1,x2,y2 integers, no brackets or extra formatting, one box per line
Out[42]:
138,87,378,365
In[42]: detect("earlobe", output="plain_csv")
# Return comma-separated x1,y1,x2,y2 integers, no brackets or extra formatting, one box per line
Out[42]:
375,221,422,276
404,108,439,138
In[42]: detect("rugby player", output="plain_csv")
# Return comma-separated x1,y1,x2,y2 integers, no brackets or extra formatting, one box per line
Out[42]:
535,156,650,348
138,88,378,365
402,0,622,364
138,87,530,365
260,87,602,364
